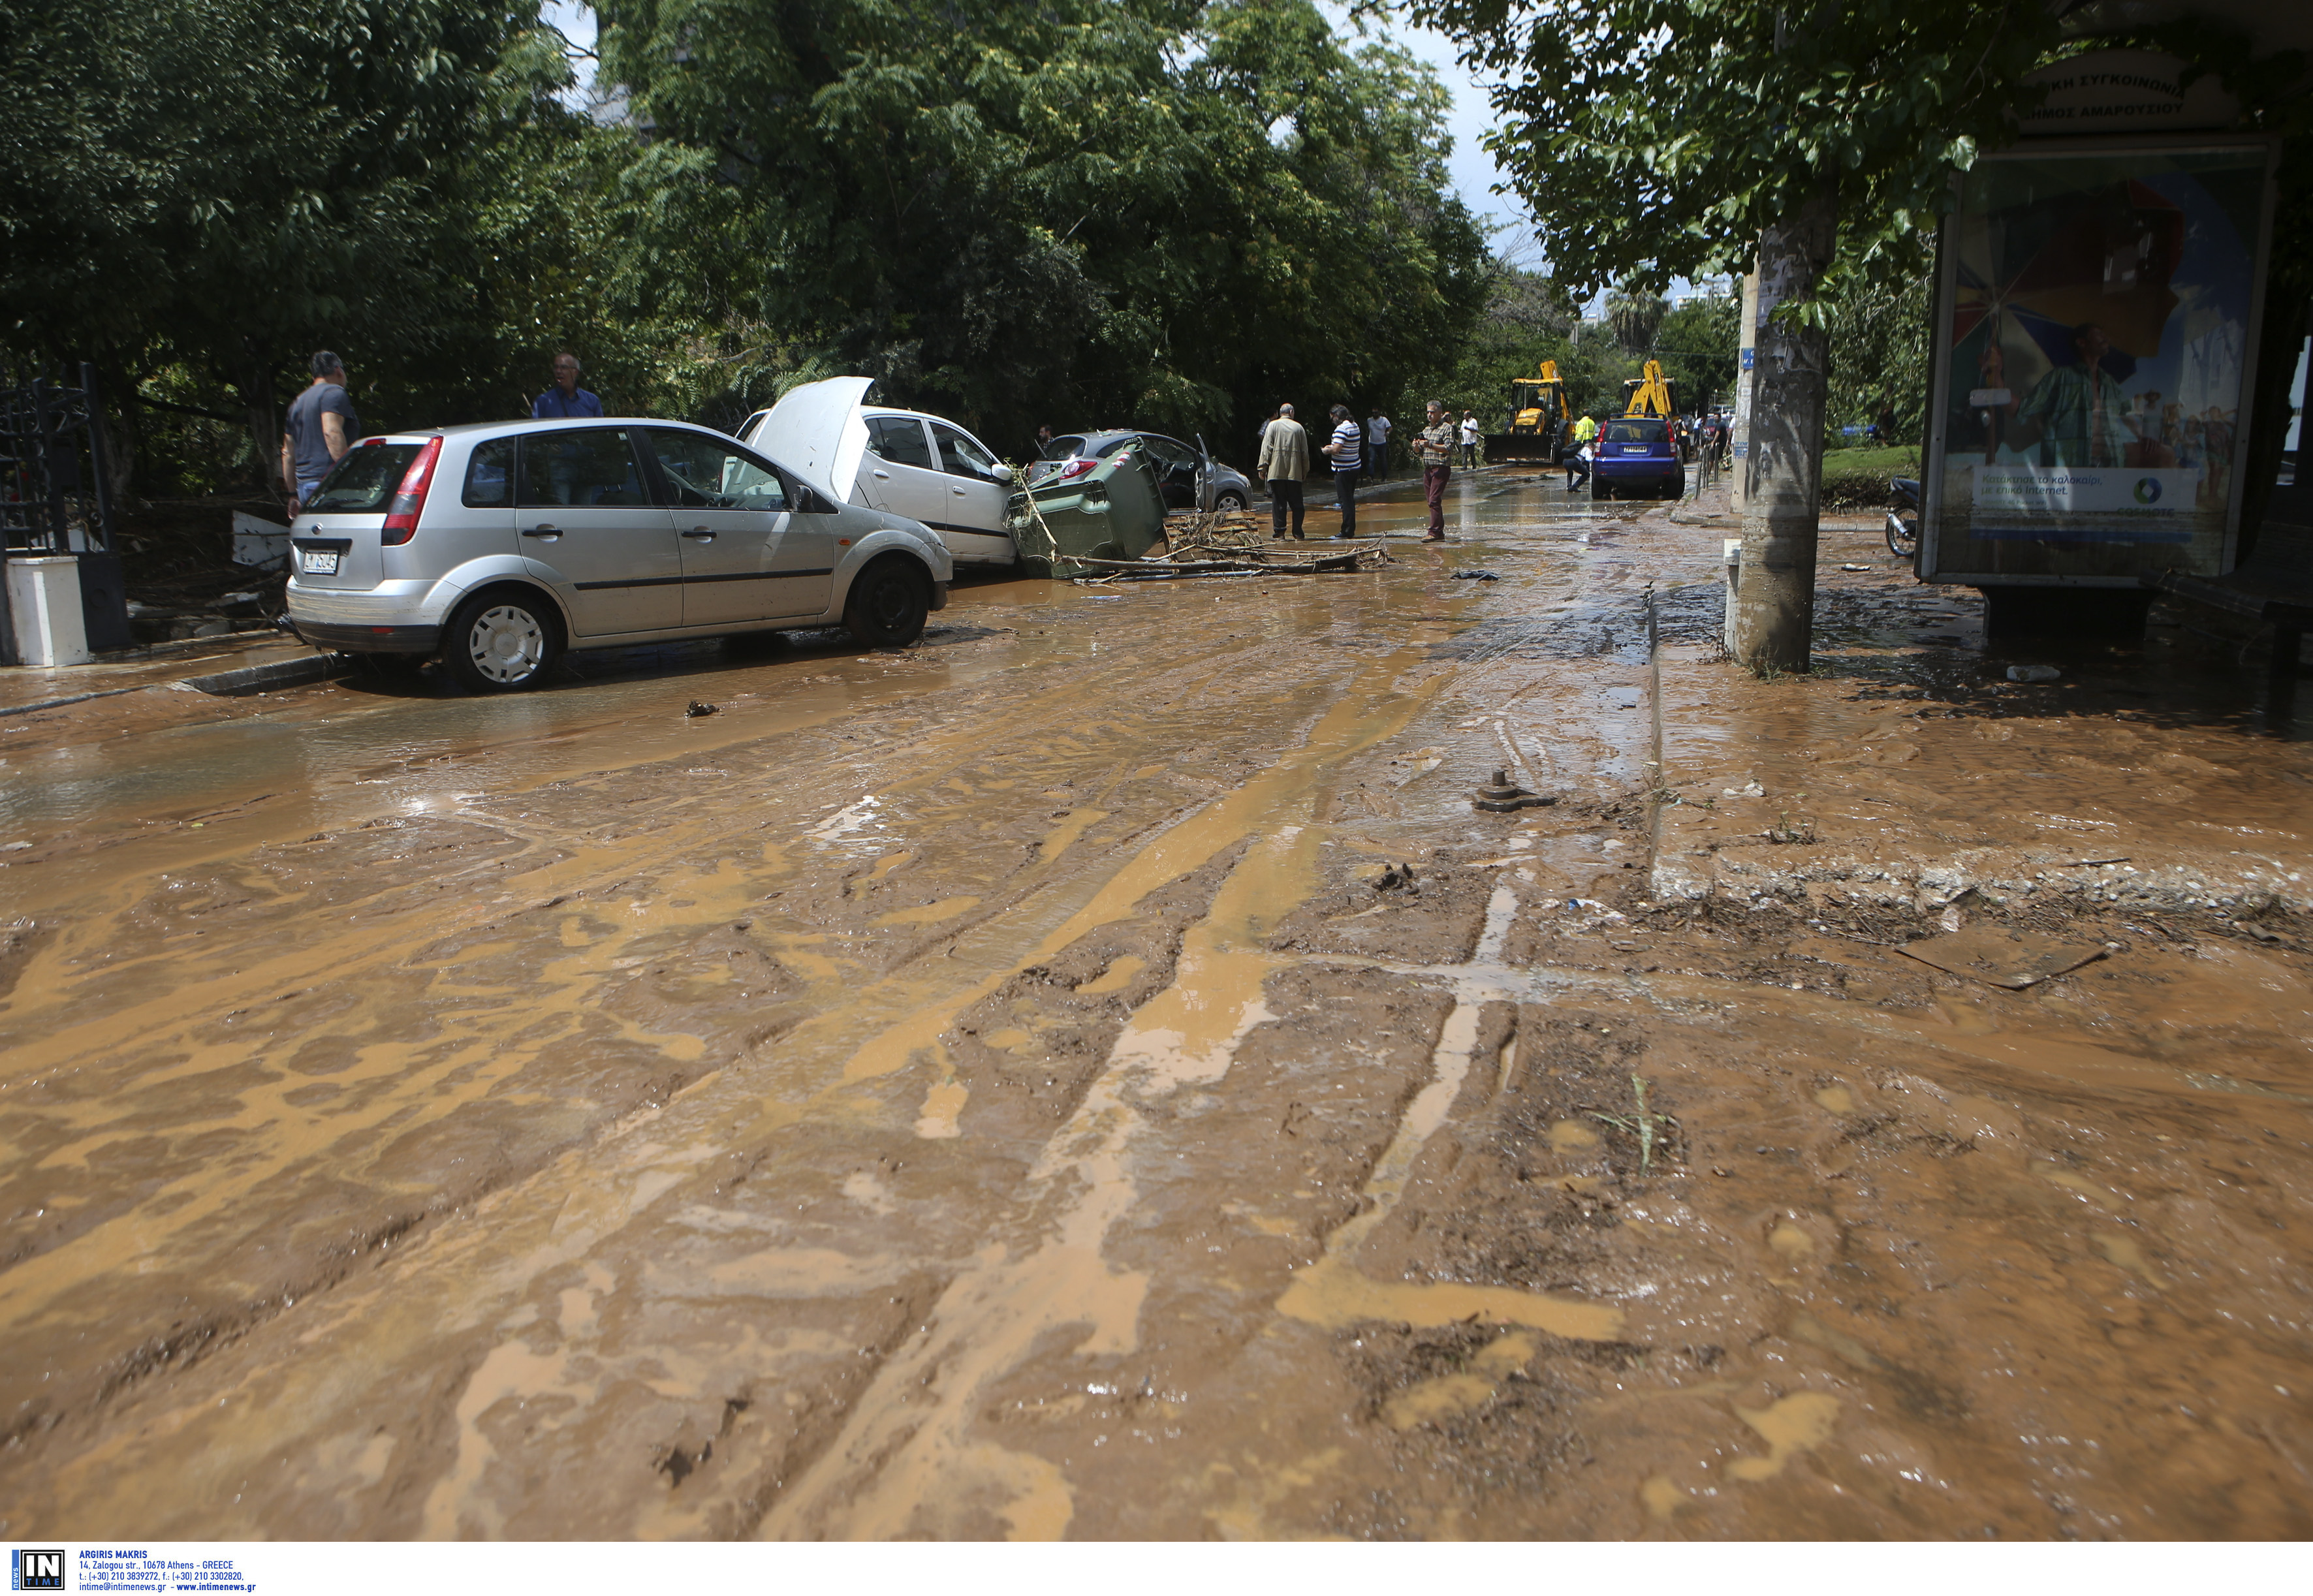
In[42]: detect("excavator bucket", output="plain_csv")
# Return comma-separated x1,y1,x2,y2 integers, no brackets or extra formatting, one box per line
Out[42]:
1482,430,1559,462
1486,362,1567,463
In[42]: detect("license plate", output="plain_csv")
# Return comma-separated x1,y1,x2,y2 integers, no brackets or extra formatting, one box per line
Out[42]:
300,548,340,575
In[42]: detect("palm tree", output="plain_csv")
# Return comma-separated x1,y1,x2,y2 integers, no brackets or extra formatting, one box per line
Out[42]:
1604,285,1669,356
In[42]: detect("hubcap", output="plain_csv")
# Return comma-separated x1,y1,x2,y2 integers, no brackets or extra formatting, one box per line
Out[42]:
868,575,911,628
467,604,546,683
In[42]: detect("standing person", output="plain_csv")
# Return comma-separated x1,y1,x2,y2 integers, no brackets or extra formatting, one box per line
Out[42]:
1458,410,1481,468
1259,403,1312,540
1323,404,1362,538
280,350,360,509
532,352,604,419
1033,423,1056,458
1573,411,1599,451
1365,409,1392,478
1414,399,1455,542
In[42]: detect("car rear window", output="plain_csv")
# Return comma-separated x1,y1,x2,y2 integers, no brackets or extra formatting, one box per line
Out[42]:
464,438,514,507
307,442,420,512
1604,420,1667,444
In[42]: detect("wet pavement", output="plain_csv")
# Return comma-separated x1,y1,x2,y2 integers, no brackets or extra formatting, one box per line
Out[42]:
1,472,2308,1539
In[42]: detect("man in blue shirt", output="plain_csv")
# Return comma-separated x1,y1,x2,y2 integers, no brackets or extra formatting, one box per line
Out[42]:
281,351,360,508
533,353,604,419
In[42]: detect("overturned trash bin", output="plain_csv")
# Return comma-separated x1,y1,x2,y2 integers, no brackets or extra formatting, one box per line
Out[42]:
1012,445,1166,579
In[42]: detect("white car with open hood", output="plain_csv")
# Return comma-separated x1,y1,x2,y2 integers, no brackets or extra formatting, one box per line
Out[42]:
740,379,1018,569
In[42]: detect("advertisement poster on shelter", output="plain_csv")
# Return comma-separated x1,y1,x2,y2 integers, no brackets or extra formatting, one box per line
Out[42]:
1928,142,2273,581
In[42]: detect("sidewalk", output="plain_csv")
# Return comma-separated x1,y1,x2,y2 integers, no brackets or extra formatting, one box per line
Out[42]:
0,631,345,717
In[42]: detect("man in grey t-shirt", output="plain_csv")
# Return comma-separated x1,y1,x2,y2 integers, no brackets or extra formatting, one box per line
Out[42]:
281,351,361,507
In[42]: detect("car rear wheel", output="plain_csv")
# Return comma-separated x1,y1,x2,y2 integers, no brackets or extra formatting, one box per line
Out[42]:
444,591,560,693
843,557,930,649
1590,479,1608,501
1216,489,1248,512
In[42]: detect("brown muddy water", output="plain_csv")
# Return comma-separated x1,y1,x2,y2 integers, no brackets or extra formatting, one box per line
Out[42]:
1,473,2308,1539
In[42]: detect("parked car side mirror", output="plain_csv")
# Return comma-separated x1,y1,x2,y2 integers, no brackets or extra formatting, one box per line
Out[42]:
791,484,837,513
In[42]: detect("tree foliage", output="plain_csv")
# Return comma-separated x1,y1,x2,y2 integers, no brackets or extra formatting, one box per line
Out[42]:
1396,0,2069,300
1390,252,1652,432
4,0,1488,492
1603,284,1667,356
1821,259,1930,446
599,0,1489,456
1,0,533,452
1650,293,1738,414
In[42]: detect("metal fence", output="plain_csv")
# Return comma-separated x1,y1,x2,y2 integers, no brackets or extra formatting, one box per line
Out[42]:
1,363,130,663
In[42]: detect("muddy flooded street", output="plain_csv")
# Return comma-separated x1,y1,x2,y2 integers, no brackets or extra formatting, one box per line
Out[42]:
3,472,2309,1540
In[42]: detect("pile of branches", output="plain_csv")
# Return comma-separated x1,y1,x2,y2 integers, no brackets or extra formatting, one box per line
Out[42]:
1072,507,1394,582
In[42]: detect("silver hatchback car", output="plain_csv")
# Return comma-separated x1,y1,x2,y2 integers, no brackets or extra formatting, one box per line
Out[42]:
283,417,954,691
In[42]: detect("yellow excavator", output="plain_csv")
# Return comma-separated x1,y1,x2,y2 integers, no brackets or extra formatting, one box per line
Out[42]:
1483,360,1568,463
1620,360,1680,422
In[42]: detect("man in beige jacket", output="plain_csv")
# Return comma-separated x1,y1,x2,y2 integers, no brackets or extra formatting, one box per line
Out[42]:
1258,403,1312,539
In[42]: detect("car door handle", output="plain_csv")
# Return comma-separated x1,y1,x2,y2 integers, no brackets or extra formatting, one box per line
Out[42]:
682,527,716,540
872,469,892,479
522,524,561,539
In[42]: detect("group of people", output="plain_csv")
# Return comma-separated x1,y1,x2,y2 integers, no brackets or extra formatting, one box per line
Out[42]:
1257,400,1464,542
282,349,603,510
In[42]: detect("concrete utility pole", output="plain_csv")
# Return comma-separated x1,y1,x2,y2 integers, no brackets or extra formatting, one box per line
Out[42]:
1732,181,1836,673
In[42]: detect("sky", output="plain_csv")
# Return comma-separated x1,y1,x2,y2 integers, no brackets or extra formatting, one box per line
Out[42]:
1315,4,1539,246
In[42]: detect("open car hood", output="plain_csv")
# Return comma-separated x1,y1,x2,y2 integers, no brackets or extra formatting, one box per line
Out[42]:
742,377,873,504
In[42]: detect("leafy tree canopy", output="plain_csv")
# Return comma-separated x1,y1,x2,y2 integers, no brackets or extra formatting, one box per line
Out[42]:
1393,0,2072,299
5,0,1490,489
599,0,1490,453
1,0,532,399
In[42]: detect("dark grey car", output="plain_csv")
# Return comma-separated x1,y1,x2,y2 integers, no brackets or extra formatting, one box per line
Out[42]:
1035,430,1251,512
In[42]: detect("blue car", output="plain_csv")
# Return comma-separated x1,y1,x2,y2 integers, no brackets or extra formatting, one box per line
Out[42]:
1591,417,1684,501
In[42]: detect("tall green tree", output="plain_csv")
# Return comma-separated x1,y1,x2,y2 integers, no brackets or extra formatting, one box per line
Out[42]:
1,0,536,490
1395,0,2069,668
1394,253,1631,432
1400,0,2312,663
599,0,1487,457
1603,284,1667,357
1821,260,1931,448
1650,293,1738,416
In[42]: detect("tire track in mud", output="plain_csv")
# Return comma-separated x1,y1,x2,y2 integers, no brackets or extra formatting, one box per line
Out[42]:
0,616,1349,1458
752,649,1453,1539
4,500,1725,1535
0,615,1479,1533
